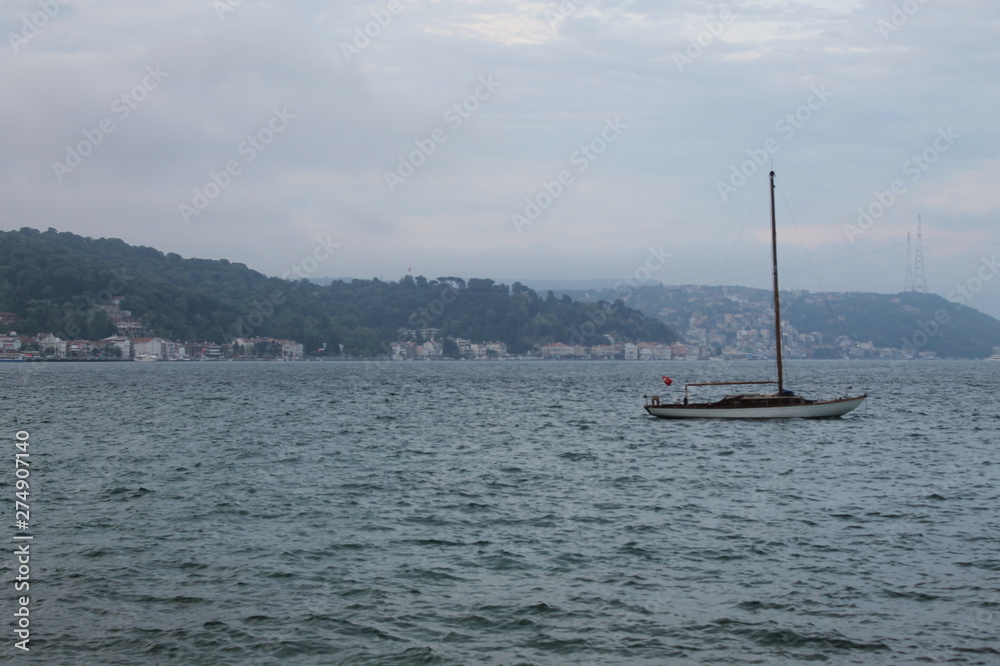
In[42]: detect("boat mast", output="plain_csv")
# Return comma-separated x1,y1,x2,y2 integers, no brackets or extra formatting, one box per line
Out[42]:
769,170,784,394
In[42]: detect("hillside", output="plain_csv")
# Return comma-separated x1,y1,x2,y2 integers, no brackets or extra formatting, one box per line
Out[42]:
0,228,677,355
559,284,1000,359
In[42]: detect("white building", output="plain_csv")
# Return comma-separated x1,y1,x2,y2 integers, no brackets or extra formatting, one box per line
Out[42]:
0,335,21,352
539,343,580,358
485,342,507,358
131,337,167,359
165,341,187,360
102,336,133,358
281,340,304,360
414,341,441,359
39,334,67,357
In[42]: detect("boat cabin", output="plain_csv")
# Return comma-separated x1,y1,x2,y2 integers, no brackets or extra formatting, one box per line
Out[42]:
713,393,814,408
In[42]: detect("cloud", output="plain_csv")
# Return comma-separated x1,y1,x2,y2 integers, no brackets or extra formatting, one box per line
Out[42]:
1,0,998,319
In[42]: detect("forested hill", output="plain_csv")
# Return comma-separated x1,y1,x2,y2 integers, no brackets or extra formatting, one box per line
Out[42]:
0,228,677,354
559,284,1000,359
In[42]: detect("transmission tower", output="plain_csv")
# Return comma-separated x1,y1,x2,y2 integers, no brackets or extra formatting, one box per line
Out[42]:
911,215,928,293
904,232,913,292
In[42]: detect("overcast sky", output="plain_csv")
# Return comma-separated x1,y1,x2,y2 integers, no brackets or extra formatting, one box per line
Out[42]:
2,0,999,318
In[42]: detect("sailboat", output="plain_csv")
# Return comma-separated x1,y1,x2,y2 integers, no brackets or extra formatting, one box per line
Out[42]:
643,171,867,419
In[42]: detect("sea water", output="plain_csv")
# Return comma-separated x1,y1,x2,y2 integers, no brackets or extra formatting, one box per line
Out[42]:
3,359,998,664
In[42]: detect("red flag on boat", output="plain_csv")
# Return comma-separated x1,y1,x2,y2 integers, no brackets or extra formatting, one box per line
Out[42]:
662,376,673,386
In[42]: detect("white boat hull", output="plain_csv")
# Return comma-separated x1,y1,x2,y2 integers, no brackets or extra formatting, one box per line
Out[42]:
644,395,866,419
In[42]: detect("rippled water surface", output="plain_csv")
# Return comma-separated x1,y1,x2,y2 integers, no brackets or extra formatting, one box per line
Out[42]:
4,360,999,664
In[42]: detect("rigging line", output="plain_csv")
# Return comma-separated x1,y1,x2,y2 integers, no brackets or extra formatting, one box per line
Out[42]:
719,240,907,282
774,173,826,293
714,176,768,287
773,173,848,354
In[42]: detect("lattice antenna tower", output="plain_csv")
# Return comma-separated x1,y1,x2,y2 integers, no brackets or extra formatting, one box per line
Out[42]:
904,232,913,292
911,215,928,293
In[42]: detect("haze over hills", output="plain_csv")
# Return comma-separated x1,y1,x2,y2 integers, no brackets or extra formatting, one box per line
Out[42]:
558,284,1000,359
2,228,998,359
0,228,675,356
299,273,1000,360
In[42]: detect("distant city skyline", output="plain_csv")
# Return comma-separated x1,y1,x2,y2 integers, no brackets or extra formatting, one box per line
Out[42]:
2,1,998,319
